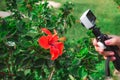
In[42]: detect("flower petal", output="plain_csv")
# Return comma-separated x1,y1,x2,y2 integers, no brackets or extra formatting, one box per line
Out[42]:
54,42,64,55
49,35,58,43
38,36,50,49
41,28,52,35
50,46,59,60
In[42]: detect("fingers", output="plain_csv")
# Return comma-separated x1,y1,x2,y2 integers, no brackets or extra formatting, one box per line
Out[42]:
95,45,115,57
100,51,114,56
105,38,117,45
105,36,120,46
93,39,104,53
98,49,115,61
92,38,116,61
93,38,98,47
104,56,116,61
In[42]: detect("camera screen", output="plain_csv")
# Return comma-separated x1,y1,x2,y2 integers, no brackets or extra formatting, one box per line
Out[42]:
87,10,96,24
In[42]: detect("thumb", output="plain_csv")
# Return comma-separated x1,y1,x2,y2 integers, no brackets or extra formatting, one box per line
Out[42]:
105,36,120,46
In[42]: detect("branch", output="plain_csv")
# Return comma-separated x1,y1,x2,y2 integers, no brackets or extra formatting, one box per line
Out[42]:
48,67,55,80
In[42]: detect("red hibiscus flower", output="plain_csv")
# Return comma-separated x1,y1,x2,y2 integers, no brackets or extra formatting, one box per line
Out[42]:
38,28,64,60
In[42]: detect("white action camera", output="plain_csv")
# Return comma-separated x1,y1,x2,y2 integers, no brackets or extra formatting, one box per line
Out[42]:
80,9,96,29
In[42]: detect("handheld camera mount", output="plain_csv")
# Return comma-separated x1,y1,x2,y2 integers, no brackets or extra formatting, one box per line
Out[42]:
80,9,120,77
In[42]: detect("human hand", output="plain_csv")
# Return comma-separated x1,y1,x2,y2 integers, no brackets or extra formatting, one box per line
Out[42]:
93,35,120,61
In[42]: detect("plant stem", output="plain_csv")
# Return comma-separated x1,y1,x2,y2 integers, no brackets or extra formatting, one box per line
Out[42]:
48,67,55,80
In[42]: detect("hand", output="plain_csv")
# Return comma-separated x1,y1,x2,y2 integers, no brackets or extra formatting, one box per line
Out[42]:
93,35,120,61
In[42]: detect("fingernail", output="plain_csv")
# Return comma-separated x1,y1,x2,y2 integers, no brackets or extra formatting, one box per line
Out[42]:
112,57,116,61
110,52,114,55
105,40,110,45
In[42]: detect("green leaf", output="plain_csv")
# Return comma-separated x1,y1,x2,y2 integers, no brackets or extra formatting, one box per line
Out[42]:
16,21,25,32
78,66,88,79
72,58,81,65
76,47,88,59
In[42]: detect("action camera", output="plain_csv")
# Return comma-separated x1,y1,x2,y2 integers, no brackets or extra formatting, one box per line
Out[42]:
80,9,96,29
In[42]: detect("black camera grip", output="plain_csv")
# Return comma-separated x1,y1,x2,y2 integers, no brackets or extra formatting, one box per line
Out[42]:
112,48,120,71
99,35,120,71
104,45,120,72
97,34,120,71
98,36,120,76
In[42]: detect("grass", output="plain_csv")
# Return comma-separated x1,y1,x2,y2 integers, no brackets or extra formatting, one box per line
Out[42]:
0,0,7,11
53,0,120,40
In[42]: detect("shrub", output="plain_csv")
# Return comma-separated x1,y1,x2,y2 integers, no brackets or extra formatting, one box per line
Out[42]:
0,0,104,80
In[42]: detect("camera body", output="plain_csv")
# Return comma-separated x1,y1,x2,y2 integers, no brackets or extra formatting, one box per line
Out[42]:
80,9,96,29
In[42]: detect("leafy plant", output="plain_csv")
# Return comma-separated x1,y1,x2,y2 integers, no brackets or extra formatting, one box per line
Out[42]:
0,0,75,79
0,0,104,80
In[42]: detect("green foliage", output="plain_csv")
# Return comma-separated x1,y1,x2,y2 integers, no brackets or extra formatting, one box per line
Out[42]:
76,38,103,79
114,0,120,6
0,0,104,80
